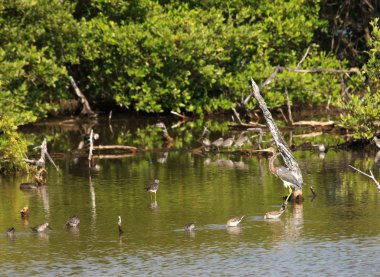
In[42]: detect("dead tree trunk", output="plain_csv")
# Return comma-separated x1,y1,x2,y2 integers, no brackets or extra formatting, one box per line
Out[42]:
250,78,303,195
69,76,96,116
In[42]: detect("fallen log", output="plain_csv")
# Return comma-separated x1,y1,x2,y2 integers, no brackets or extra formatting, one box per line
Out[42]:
93,145,144,153
292,120,335,127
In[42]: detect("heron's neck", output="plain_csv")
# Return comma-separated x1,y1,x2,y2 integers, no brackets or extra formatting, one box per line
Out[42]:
268,152,277,175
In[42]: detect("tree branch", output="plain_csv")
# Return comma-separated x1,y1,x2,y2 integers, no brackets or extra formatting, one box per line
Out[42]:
349,165,380,190
70,76,96,116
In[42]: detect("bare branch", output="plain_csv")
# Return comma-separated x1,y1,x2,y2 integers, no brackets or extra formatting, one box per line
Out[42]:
296,46,310,68
349,165,380,190
232,108,243,125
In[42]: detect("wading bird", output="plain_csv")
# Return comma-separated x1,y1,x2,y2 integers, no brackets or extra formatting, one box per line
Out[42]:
185,223,195,232
212,138,224,151
156,122,174,143
226,215,244,227
268,147,302,203
118,216,124,235
264,203,287,219
200,126,211,150
6,227,15,236
234,132,249,148
31,222,50,233
66,215,80,227
313,144,327,153
146,179,160,201
221,136,235,150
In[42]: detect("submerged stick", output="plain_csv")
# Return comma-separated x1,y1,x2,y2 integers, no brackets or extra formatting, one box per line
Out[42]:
349,165,380,190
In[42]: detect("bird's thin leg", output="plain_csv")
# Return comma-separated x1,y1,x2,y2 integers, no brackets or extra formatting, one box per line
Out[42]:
154,192,156,202
285,188,293,204
150,193,152,201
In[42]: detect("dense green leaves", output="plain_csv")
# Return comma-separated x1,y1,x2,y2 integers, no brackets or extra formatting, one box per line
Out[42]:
0,0,379,158
340,19,380,139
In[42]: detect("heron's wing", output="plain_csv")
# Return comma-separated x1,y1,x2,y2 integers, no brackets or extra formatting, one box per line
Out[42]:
276,166,301,187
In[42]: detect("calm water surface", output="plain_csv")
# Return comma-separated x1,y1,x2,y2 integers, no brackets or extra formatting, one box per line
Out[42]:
1,116,380,276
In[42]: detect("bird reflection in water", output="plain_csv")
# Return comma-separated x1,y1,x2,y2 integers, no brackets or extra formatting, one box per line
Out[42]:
149,200,159,210
226,226,242,235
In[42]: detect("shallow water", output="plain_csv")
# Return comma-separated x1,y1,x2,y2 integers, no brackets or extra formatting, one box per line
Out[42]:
1,116,380,276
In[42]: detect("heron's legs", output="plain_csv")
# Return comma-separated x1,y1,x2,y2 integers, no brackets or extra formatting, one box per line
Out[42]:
154,192,157,202
285,187,293,204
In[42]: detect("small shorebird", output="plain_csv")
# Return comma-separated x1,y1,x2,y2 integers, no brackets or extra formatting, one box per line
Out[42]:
66,215,80,227
264,203,287,219
234,132,249,148
31,223,50,232
146,179,160,201
185,223,195,232
118,216,124,235
212,138,224,151
313,144,327,153
226,215,244,227
202,137,211,150
156,122,174,142
20,207,29,218
221,136,235,150
6,227,15,236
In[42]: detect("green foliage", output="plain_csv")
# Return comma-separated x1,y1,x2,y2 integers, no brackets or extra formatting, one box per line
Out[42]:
340,19,380,139
78,0,335,114
0,115,28,174
0,0,378,147
0,0,80,125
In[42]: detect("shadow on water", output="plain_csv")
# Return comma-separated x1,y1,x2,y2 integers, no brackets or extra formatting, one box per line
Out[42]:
1,115,380,275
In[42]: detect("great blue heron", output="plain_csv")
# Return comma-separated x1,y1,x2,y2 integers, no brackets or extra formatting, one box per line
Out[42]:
146,179,160,201
268,147,302,203
264,203,287,219
66,215,80,227
226,215,244,227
